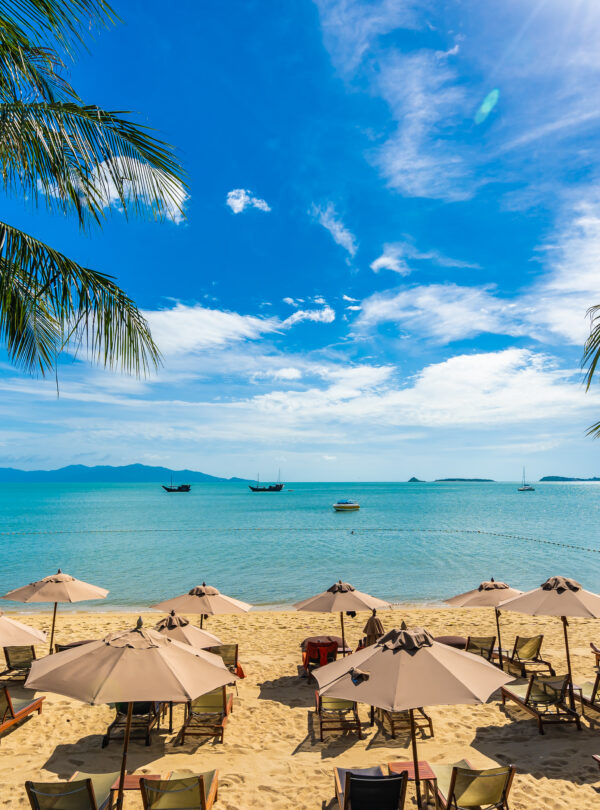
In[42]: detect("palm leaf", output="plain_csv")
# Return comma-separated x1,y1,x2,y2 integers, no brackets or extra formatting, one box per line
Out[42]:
0,220,161,375
0,101,187,225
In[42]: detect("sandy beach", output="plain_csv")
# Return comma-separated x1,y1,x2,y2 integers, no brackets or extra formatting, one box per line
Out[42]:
1,606,599,809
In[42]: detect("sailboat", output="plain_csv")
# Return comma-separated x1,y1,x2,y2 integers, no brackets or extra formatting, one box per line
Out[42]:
249,469,284,492
517,468,535,492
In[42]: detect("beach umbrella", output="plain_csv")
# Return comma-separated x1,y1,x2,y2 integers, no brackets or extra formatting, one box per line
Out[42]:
1,569,108,653
154,610,222,648
294,581,390,656
445,579,523,670
152,582,252,628
363,608,385,647
499,575,600,707
314,626,513,808
25,618,236,810
0,612,46,646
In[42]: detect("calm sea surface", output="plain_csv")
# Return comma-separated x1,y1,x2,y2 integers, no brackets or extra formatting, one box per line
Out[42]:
0,481,599,609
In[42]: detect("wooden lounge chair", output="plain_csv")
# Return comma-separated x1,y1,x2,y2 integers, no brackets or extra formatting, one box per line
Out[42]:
303,640,338,681
26,771,119,810
207,643,244,678
141,771,218,810
501,674,581,734
2,645,36,677
0,686,44,736
334,766,407,809
178,686,233,744
102,701,161,747
465,636,496,662
315,692,362,741
498,635,555,678
573,669,600,716
591,642,600,668
377,706,434,739
422,759,515,809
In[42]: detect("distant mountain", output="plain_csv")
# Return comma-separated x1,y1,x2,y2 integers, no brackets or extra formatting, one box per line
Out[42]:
0,464,251,483
408,476,425,482
435,478,495,482
539,475,600,482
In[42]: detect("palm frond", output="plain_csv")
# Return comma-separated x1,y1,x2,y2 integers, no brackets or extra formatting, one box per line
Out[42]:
0,102,187,225
582,304,600,390
0,25,77,102
0,220,161,375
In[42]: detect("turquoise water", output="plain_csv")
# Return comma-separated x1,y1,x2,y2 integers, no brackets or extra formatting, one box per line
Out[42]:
0,481,599,609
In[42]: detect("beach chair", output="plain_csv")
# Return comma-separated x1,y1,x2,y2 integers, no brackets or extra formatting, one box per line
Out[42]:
422,759,515,809
178,686,233,744
377,706,434,739
207,643,244,678
315,692,362,741
334,766,407,809
303,640,338,681
465,636,496,662
0,686,44,736
25,771,119,810
500,635,555,678
573,669,600,716
102,701,161,747
2,645,36,677
591,642,600,668
141,771,218,810
501,674,581,734
593,754,600,770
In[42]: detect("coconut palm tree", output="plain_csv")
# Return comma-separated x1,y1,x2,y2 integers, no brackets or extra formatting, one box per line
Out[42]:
583,305,600,436
0,0,186,376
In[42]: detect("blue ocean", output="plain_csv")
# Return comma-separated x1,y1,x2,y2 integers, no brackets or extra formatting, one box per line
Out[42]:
0,481,599,609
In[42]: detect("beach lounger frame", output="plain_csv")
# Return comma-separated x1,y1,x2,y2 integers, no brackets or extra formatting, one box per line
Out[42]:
2,645,36,678
499,635,555,678
178,686,233,744
591,642,600,668
25,771,119,810
501,674,581,734
141,771,218,810
422,759,515,810
465,636,496,662
0,686,44,736
573,669,600,716
376,705,434,739
102,701,161,747
315,692,362,741
334,766,408,809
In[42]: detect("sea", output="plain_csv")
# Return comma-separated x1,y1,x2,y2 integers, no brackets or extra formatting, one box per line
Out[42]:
0,481,599,610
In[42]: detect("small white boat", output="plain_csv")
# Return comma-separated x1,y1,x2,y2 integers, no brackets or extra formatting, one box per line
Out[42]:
333,499,360,511
518,468,535,492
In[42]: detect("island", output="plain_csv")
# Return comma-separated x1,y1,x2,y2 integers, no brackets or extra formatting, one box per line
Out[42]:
434,478,495,482
539,476,600,482
408,476,425,482
0,464,252,483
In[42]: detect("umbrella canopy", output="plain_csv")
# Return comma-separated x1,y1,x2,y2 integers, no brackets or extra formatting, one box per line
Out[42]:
0,612,46,646
444,579,523,670
154,611,222,649
315,626,512,807
152,582,252,627
445,580,523,608
26,618,236,810
295,581,390,656
499,575,600,706
363,609,385,646
1,569,108,653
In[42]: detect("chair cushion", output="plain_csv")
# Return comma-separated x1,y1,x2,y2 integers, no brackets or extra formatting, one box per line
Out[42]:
168,771,216,801
430,759,471,802
76,771,120,810
10,697,37,715
335,767,384,808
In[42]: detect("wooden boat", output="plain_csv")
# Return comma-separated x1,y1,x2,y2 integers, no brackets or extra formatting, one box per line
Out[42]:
249,471,284,492
162,477,191,492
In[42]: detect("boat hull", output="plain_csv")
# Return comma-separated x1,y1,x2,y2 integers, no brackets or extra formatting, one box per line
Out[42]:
333,503,360,511
162,484,191,492
249,483,284,492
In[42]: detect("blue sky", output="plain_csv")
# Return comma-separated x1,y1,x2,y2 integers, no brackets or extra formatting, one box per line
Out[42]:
3,0,600,480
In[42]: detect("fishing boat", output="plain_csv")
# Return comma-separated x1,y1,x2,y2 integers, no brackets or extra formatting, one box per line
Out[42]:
517,468,535,492
333,499,360,511
249,471,284,492
162,476,191,493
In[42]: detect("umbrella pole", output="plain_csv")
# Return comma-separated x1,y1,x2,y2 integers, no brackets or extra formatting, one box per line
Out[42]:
49,602,58,654
340,612,346,657
116,702,133,810
561,616,575,709
409,709,422,808
200,614,203,629
495,608,504,671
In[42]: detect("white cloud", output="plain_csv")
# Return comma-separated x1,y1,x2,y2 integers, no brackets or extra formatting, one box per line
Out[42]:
371,241,479,275
282,306,336,327
343,294,359,302
144,303,279,355
311,202,358,256
346,305,361,311
370,246,411,275
282,297,298,307
226,188,271,214
313,295,327,304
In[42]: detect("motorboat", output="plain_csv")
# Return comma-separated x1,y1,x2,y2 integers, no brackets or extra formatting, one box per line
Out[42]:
333,499,360,511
